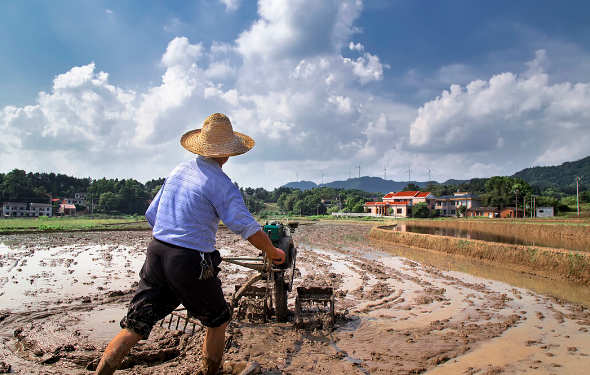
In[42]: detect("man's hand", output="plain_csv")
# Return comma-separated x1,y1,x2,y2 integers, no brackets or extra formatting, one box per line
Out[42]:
271,247,286,265
247,230,286,266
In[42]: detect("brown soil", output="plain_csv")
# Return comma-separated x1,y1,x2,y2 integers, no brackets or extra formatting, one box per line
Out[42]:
1,222,589,374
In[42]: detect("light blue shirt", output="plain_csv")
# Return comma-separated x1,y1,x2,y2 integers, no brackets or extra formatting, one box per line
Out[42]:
145,156,262,252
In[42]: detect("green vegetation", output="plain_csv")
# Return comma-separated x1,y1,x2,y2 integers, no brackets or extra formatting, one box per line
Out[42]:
0,216,149,232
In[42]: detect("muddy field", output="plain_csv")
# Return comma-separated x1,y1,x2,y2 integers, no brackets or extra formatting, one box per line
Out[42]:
1,222,590,374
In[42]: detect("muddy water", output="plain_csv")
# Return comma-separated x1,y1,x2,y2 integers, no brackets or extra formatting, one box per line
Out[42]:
371,238,590,307
0,237,145,312
1,226,590,374
392,223,589,252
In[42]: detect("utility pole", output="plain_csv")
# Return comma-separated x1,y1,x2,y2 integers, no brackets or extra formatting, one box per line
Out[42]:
514,189,519,219
575,176,581,215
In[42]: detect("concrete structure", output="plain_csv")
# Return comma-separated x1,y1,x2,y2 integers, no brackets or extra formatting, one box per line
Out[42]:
57,204,77,216
29,203,53,217
536,207,554,218
65,193,87,205
2,202,53,217
364,191,436,218
467,207,499,218
500,207,525,218
435,192,482,217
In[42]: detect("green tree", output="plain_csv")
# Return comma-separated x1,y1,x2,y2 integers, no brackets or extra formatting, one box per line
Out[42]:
99,192,120,214
412,202,429,218
457,205,467,217
403,183,420,192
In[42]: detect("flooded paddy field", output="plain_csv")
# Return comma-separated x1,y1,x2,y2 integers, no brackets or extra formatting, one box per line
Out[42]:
1,222,590,374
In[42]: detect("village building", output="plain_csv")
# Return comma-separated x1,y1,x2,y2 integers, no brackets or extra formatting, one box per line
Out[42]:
65,192,87,206
2,202,53,217
57,203,77,216
536,207,554,218
466,207,499,218
364,191,436,218
499,207,525,218
434,192,482,217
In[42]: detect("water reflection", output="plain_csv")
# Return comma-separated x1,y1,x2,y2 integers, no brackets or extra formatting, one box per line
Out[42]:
371,239,590,308
392,223,589,252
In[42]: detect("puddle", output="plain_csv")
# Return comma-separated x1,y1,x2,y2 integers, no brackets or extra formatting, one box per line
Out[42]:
0,242,144,312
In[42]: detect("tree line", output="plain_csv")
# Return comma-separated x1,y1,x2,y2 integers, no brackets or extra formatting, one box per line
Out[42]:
1,168,587,217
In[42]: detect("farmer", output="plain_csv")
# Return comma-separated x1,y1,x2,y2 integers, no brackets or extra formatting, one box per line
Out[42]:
95,113,286,375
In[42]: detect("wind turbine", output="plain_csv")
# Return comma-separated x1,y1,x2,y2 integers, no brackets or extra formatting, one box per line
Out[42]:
355,163,362,178
406,163,415,183
426,166,437,183
347,169,352,180
296,172,298,182
320,171,325,184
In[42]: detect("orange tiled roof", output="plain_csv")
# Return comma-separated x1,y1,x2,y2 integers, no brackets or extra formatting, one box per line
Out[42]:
394,191,419,197
383,192,395,199
415,192,430,197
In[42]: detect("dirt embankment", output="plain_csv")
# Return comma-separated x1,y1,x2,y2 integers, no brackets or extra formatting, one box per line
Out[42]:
370,223,590,283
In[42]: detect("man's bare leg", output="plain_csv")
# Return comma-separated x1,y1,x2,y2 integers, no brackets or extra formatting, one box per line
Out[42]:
95,328,142,375
202,320,229,375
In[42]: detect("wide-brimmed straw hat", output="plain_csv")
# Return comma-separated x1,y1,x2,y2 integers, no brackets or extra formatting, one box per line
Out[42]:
180,113,255,157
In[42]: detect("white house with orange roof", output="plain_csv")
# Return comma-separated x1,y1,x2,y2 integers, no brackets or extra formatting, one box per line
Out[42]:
364,191,436,218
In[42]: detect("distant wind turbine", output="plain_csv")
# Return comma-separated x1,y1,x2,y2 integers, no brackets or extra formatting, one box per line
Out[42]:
426,166,437,183
320,171,325,184
355,163,362,178
406,163,415,182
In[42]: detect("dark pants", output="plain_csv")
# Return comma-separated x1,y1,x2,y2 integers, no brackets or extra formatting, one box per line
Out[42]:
120,238,231,339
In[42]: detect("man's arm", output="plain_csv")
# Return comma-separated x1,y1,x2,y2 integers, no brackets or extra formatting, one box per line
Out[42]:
247,230,286,265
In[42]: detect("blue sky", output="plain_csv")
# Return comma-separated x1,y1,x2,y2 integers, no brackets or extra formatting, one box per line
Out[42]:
1,0,589,189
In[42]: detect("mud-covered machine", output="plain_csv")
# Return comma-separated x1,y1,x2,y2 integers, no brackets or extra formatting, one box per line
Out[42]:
224,221,299,322
159,221,334,333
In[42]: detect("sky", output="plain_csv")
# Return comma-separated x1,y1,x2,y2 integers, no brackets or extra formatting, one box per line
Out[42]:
1,0,590,190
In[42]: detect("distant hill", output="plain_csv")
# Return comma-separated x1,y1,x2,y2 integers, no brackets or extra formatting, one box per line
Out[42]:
512,156,590,189
283,176,429,194
442,179,469,186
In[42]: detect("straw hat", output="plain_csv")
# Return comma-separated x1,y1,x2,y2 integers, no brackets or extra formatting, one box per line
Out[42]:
180,113,255,157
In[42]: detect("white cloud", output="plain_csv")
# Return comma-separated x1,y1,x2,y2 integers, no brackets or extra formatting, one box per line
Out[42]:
219,0,242,12
161,37,203,68
236,0,362,61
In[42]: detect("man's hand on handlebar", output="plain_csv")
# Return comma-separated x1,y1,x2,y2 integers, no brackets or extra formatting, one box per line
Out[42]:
271,247,286,265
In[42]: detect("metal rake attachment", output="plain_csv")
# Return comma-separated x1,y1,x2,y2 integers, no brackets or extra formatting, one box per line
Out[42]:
294,286,335,330
159,308,203,336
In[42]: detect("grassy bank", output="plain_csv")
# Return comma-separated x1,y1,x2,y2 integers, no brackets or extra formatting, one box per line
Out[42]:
0,216,151,233
370,225,590,284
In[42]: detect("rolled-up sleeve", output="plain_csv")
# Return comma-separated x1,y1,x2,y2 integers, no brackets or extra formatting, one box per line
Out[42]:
216,186,261,240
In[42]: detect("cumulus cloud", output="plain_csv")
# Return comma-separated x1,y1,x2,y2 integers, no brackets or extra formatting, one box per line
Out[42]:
408,50,590,169
236,0,362,61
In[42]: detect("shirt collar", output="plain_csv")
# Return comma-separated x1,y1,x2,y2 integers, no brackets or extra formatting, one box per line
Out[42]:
197,155,223,169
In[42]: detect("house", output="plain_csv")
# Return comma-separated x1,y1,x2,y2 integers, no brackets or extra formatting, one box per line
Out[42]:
65,193,87,206
435,192,482,217
536,207,554,218
500,207,525,218
467,207,499,218
364,191,436,217
2,202,53,217
57,204,77,216
2,202,28,217
29,203,53,217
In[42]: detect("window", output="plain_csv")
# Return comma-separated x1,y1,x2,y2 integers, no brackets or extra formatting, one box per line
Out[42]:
451,210,455,214
397,208,402,214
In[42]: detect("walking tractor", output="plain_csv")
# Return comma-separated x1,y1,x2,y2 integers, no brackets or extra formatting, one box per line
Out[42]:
159,220,334,333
